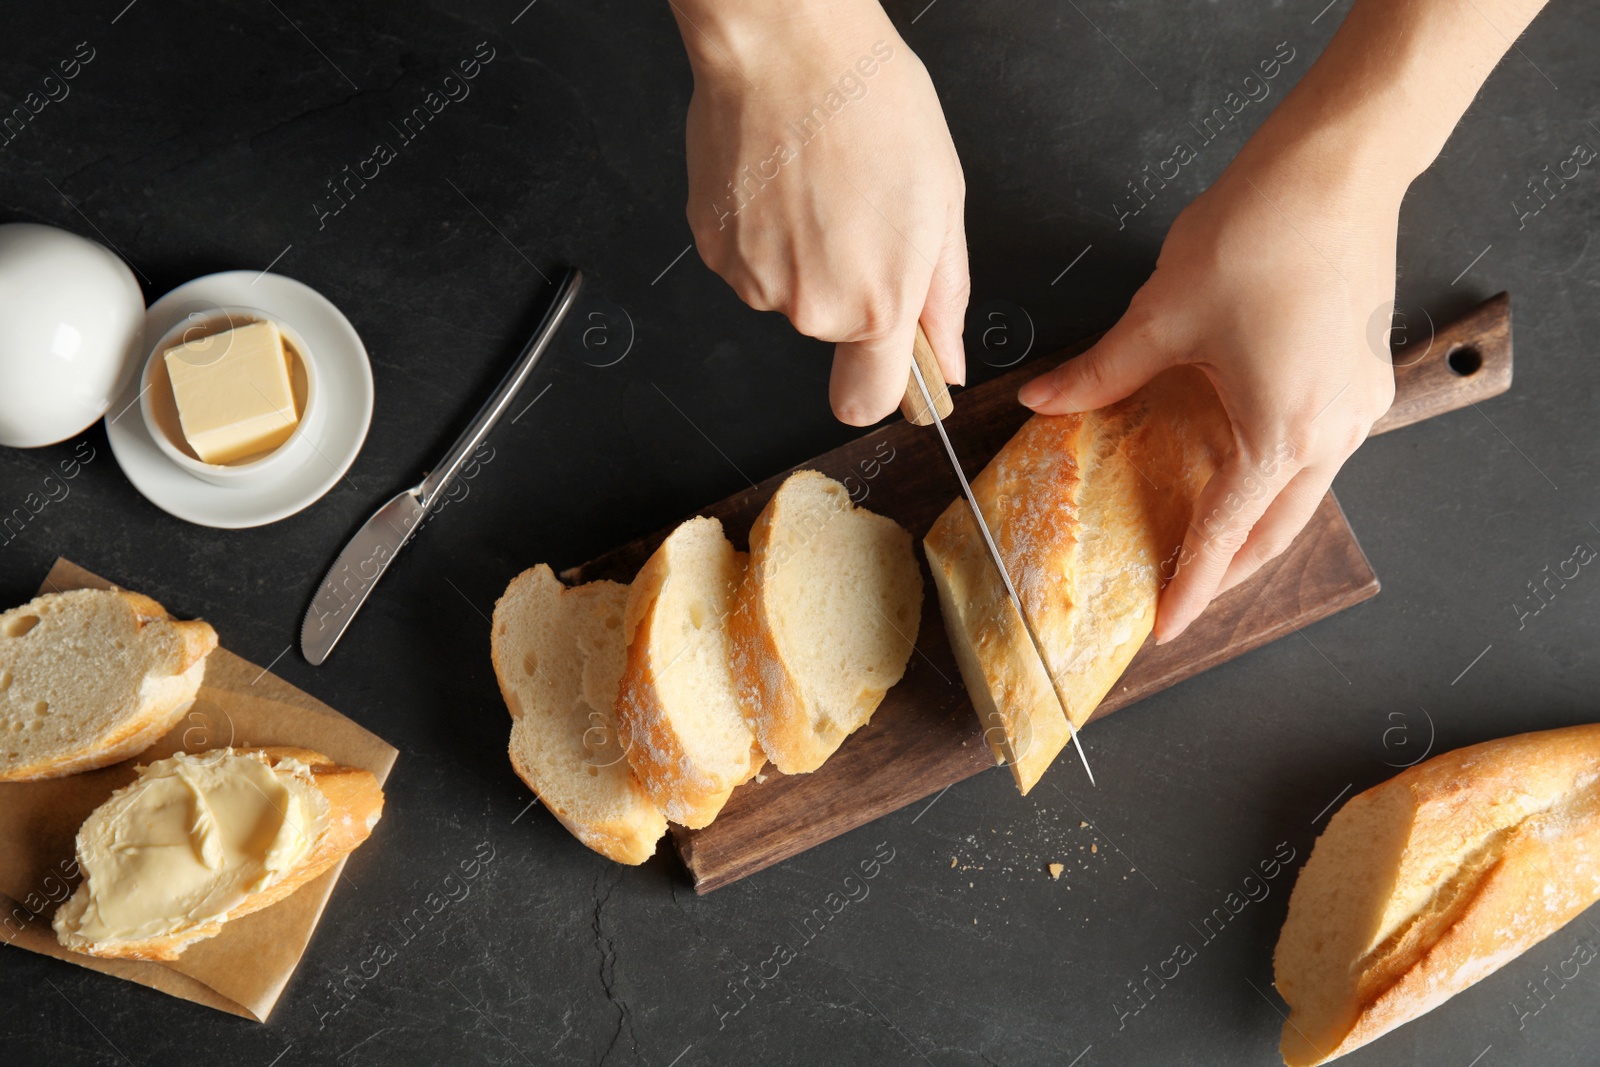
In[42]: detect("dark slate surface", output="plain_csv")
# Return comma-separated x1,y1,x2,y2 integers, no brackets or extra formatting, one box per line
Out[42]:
1,2,1597,1064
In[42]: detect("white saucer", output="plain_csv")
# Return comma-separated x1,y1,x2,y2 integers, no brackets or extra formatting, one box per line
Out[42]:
105,271,374,529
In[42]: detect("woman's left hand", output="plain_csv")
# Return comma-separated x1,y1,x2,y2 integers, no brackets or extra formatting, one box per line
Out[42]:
1018,139,1401,643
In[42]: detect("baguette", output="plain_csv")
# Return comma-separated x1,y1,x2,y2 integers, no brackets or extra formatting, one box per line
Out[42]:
923,366,1230,793
53,746,383,961
730,471,923,774
1274,724,1600,1066
0,588,218,781
491,565,666,864
615,517,763,828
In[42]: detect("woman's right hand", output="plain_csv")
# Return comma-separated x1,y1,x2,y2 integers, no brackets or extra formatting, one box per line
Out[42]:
673,0,970,425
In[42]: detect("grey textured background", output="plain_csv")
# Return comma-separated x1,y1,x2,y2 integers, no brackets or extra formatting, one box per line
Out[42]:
1,1,1597,1064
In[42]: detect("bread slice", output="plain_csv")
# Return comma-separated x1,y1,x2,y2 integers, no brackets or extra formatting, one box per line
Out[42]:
730,470,922,774
1274,724,1600,1066
0,588,218,781
53,746,383,961
615,517,763,828
491,565,666,863
923,366,1231,793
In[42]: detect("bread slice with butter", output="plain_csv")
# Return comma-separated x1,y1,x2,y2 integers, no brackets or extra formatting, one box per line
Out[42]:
615,516,763,828
923,366,1232,794
1274,724,1600,1066
53,746,384,961
730,471,923,774
491,565,667,864
0,588,218,782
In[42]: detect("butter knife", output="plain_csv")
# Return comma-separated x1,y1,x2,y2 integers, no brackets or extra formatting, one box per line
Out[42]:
300,267,584,665
904,325,1095,785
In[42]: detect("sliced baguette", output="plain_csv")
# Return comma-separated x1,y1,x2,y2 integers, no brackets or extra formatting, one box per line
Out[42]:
730,470,922,774
1274,724,1600,1066
0,588,218,782
615,517,763,828
491,565,666,864
53,746,383,961
923,366,1231,793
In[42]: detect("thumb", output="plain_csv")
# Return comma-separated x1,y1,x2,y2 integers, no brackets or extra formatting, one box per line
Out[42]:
1018,309,1177,415
829,315,920,426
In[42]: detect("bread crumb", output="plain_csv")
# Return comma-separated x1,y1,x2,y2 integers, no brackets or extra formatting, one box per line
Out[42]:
1091,843,1098,854
951,857,957,868
754,772,767,784
1048,863,1064,880
1079,821,1088,828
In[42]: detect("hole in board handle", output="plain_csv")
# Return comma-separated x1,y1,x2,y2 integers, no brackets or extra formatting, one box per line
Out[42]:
1446,345,1483,377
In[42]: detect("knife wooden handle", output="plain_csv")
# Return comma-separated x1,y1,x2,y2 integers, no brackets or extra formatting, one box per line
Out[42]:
900,323,954,426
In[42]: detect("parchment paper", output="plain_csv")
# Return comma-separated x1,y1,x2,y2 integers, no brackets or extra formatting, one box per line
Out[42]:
0,559,398,1021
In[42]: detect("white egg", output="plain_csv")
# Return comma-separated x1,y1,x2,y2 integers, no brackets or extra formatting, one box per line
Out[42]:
0,222,145,447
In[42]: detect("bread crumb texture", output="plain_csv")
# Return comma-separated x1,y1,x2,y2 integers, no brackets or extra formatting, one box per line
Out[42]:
492,565,666,864
0,589,216,781
732,471,921,773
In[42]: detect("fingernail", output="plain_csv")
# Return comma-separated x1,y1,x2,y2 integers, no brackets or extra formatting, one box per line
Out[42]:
1154,620,1186,645
1017,378,1052,408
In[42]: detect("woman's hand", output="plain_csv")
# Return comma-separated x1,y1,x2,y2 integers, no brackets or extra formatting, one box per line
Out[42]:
1019,141,1403,644
1019,0,1550,644
672,0,969,425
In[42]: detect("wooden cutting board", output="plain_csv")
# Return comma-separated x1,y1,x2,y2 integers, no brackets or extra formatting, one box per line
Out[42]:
565,293,1512,891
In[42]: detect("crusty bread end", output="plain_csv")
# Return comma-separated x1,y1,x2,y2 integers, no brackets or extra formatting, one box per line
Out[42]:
1275,724,1600,1065
924,367,1231,793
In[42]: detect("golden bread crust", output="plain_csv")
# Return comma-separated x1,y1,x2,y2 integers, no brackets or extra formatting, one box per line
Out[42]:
729,493,813,771
1276,724,1600,1066
924,366,1231,792
730,472,920,774
614,536,756,828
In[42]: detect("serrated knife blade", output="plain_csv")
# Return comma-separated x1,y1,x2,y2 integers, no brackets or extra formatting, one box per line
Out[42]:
906,331,1095,786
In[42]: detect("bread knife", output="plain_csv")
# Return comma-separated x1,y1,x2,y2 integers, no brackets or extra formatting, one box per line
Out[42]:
299,267,584,666
903,326,1096,785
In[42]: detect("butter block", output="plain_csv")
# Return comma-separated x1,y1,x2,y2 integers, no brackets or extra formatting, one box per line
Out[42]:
164,320,299,464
